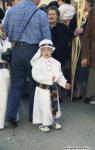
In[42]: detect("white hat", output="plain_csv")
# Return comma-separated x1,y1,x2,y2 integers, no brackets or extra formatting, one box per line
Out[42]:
30,39,55,66
39,39,55,51
59,4,75,20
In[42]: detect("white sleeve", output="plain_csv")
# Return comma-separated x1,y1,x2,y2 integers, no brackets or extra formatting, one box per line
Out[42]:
56,64,67,88
32,63,52,85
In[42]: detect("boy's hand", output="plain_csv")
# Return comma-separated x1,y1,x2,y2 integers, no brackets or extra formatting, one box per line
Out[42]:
65,83,71,90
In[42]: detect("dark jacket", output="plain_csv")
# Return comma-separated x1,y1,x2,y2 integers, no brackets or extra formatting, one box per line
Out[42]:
82,7,95,67
50,23,68,65
0,8,4,23
68,14,77,39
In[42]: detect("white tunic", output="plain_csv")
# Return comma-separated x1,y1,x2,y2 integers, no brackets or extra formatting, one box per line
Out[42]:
0,38,11,129
32,57,67,126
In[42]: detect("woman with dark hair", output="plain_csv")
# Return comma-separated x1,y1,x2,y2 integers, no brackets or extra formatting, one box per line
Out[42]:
48,6,68,66
48,6,69,101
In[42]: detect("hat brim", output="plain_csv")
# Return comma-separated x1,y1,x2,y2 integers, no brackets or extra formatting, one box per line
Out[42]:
38,45,55,52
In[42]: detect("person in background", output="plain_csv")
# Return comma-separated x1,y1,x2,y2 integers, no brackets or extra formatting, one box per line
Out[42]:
47,1,59,8
48,6,69,101
81,5,95,105
0,0,21,126
48,6,68,69
69,0,94,101
30,39,71,132
58,0,75,25
0,31,11,129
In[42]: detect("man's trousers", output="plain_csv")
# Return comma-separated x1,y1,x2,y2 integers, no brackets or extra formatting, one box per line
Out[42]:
7,43,38,122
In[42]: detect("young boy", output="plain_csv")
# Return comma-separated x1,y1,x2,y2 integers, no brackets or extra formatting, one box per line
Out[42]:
30,39,71,132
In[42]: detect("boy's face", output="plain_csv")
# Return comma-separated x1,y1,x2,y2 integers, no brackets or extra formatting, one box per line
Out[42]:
41,46,52,59
57,0,64,6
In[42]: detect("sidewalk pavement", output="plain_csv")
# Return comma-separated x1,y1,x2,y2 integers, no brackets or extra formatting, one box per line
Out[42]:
0,96,95,150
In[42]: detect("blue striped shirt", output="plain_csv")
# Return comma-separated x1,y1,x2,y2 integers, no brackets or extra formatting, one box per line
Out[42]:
3,0,51,44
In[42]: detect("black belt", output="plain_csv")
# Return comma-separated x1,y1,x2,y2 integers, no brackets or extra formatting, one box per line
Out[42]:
0,63,9,69
15,42,38,47
37,83,51,89
15,42,30,47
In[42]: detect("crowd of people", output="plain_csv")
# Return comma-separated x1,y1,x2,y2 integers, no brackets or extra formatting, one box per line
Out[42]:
0,0,95,132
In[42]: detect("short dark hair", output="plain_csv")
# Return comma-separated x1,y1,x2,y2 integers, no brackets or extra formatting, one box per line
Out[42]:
64,0,71,4
47,1,59,8
47,6,60,18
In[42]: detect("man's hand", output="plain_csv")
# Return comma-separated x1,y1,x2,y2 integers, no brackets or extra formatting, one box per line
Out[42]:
74,27,83,36
65,83,71,90
81,59,89,67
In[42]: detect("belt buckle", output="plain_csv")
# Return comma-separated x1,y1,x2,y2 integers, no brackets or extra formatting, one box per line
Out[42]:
16,42,23,46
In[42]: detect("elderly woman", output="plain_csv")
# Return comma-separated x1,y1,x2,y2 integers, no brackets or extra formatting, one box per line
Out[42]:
47,6,68,66
47,6,69,100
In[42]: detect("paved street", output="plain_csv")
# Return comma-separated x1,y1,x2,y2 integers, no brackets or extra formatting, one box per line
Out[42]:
0,95,95,150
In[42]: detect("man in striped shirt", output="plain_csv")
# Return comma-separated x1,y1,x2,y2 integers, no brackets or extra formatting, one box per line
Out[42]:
2,0,51,127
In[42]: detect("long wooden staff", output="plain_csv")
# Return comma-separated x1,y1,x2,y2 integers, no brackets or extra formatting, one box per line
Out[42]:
71,0,85,101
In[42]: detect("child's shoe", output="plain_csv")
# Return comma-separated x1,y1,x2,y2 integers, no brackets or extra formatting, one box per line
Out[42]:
38,125,50,132
53,122,62,130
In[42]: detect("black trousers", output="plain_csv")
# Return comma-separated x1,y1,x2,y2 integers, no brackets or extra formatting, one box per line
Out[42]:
7,43,39,121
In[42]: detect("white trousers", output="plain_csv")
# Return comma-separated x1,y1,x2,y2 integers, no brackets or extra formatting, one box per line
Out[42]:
0,68,10,129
